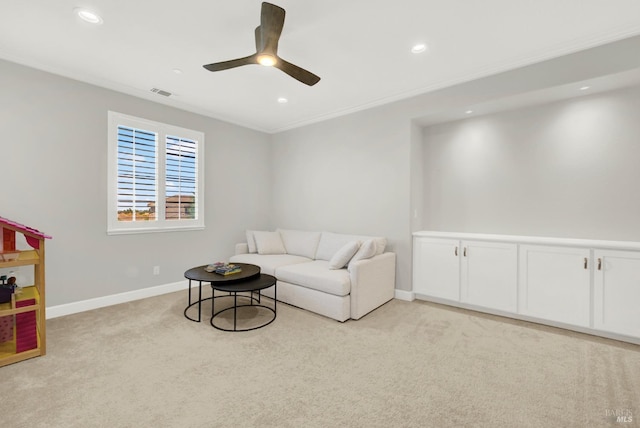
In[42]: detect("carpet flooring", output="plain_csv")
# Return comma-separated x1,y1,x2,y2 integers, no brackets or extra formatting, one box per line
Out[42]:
1,290,638,427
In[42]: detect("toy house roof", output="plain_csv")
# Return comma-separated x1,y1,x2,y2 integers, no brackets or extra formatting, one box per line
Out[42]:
0,216,52,241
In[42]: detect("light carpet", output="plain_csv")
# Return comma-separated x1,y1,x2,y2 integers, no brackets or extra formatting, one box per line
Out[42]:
1,290,639,428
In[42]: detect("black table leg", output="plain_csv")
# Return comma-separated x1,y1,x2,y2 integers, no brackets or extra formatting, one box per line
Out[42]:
197,280,203,322
233,292,238,331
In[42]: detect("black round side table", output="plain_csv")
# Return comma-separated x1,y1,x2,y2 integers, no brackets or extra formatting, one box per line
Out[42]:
183,263,260,322
210,273,277,332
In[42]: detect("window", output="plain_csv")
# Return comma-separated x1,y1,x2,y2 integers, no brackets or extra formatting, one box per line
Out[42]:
108,112,204,234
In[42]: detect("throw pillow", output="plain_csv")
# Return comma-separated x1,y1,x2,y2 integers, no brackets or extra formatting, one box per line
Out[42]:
254,231,286,255
246,230,258,253
348,239,377,267
328,240,360,270
277,229,322,259
316,232,356,261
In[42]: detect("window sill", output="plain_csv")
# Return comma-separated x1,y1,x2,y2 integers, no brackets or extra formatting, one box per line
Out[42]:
107,225,205,235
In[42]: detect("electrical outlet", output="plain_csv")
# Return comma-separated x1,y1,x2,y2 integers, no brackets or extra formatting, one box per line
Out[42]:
153,266,160,275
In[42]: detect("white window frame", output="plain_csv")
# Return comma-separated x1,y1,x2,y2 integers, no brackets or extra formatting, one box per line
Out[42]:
107,111,205,235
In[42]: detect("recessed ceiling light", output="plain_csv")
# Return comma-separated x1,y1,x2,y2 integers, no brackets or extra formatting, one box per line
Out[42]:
277,97,288,104
465,110,473,114
74,7,103,24
172,69,183,74
411,43,427,54
580,86,590,91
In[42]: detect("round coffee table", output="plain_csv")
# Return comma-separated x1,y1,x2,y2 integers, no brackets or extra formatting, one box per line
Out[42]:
210,273,277,332
184,263,260,322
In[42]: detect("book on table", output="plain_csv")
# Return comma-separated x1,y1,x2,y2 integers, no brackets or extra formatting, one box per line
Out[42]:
217,267,242,276
206,262,242,275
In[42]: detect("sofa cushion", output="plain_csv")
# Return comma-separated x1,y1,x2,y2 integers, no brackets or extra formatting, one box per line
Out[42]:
277,229,322,259
229,253,311,276
254,231,286,255
348,239,377,267
246,230,258,253
276,260,351,296
315,232,387,261
329,240,360,269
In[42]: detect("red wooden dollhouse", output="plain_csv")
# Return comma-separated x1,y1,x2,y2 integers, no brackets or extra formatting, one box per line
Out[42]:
0,216,52,367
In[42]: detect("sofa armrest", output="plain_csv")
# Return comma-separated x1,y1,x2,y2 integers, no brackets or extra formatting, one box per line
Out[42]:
348,252,396,320
235,243,249,255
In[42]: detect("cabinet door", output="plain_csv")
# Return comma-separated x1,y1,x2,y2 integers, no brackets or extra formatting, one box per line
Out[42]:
413,237,460,301
593,250,640,338
519,245,591,327
461,241,518,313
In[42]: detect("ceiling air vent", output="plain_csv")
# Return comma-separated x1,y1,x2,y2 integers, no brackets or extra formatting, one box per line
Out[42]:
150,88,172,97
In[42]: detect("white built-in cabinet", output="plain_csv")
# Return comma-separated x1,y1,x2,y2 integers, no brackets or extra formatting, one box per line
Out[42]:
413,237,517,312
412,238,459,301
519,245,590,327
413,232,640,344
593,250,640,338
461,241,517,313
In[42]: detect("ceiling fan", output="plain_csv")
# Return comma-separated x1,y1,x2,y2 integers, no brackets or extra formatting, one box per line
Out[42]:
203,2,321,86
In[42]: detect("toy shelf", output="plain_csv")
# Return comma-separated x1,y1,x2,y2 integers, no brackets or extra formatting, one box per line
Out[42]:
0,250,39,268
0,285,40,315
0,311,42,364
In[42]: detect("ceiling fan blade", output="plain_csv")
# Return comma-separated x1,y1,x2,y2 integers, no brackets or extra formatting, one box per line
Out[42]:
254,26,264,53
203,54,257,72
260,2,285,54
275,58,321,86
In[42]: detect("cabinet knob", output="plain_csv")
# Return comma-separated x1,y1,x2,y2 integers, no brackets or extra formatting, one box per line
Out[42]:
598,258,602,271
584,257,588,269
463,247,467,257
454,246,458,256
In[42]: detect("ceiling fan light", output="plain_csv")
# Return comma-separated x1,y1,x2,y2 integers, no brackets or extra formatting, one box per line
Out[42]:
257,54,277,67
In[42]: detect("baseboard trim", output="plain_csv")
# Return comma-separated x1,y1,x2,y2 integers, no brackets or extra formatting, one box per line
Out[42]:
414,294,640,346
394,289,415,301
46,280,189,319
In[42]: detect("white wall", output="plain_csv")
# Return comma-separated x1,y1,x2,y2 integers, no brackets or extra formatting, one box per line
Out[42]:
423,85,640,241
0,59,272,306
410,121,424,233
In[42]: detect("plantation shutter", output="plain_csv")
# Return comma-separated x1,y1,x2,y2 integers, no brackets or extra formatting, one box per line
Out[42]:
165,136,197,220
116,126,158,222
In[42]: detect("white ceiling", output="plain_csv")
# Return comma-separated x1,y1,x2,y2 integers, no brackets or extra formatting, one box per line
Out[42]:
2,1,640,133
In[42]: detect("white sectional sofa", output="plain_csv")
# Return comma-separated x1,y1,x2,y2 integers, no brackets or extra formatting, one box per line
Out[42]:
230,229,396,322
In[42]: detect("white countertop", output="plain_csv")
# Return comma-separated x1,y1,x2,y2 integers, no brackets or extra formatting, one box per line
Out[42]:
412,231,640,251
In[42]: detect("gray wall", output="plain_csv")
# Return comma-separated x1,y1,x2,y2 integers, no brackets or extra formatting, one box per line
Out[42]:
271,107,413,292
3,35,640,301
422,84,640,241
0,59,272,306
269,37,640,292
